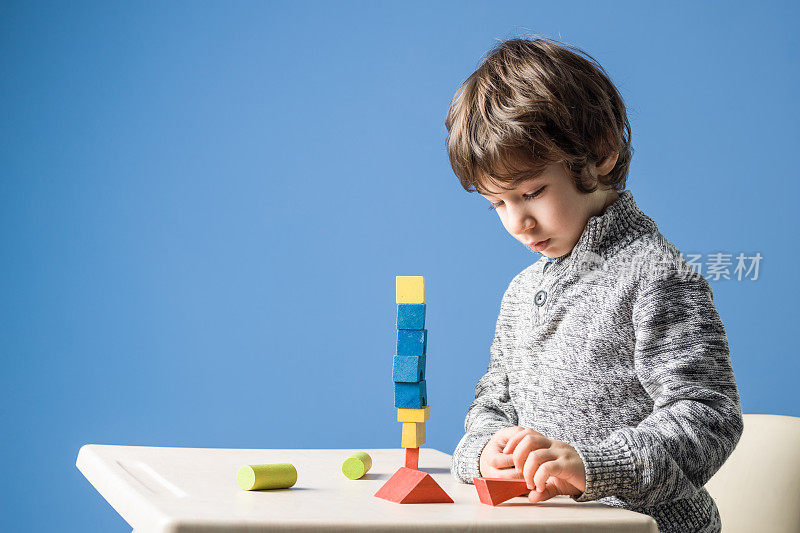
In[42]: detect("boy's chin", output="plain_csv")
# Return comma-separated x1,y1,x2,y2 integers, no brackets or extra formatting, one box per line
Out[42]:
528,248,553,258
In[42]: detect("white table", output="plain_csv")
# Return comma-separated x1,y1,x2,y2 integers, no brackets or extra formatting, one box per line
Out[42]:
76,445,657,532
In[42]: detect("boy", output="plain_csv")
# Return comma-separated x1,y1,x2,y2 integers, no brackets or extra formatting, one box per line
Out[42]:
445,37,742,533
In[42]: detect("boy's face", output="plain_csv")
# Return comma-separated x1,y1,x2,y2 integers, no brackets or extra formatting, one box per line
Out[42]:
478,157,619,259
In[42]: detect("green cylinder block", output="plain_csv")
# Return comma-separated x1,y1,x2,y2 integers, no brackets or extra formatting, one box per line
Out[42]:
236,463,297,490
341,451,372,479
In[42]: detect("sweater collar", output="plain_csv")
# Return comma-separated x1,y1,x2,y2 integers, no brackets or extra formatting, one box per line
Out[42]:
544,189,658,273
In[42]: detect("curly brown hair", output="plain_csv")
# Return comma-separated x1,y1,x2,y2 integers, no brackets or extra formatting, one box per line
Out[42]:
444,36,632,195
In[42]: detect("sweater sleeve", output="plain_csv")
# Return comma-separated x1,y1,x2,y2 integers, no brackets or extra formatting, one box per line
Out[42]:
570,269,743,507
451,279,521,483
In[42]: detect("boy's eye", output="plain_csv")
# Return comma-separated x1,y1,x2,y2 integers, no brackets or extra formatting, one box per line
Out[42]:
487,186,545,211
524,186,546,199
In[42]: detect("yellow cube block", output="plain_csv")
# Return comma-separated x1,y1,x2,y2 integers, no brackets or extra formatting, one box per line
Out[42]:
397,405,431,423
401,421,426,448
396,276,425,304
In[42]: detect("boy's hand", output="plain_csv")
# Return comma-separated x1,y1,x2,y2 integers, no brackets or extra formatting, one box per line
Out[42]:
502,426,587,503
479,426,528,480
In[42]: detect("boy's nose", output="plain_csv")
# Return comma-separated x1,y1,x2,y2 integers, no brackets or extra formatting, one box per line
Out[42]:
507,205,535,234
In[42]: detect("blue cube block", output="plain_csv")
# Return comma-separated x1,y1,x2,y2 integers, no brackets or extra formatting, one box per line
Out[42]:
392,355,426,382
396,329,427,356
394,380,427,409
397,304,426,330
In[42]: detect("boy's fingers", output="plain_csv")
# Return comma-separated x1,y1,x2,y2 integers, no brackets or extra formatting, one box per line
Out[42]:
491,453,515,469
524,451,556,490
495,426,523,442
511,435,530,474
533,459,564,493
512,435,536,473
527,432,552,449
485,440,504,456
490,466,521,480
502,429,527,454
507,430,550,454
528,480,559,504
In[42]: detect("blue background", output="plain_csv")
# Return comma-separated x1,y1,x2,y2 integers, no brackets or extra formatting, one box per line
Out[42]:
2,1,797,530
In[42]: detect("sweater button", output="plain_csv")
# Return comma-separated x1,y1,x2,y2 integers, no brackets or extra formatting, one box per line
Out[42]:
534,290,547,306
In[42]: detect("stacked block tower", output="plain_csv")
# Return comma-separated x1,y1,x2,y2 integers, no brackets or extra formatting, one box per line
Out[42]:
374,276,452,504
394,275,428,466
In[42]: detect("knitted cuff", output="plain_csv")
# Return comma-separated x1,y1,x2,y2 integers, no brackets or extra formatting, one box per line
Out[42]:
569,434,639,502
451,430,496,483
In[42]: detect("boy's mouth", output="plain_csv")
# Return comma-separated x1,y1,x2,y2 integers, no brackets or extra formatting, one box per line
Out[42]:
530,239,550,252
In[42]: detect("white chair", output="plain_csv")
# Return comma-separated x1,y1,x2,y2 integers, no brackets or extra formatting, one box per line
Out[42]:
705,414,800,533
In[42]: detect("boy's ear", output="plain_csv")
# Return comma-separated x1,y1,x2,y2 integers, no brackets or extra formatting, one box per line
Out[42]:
597,152,619,176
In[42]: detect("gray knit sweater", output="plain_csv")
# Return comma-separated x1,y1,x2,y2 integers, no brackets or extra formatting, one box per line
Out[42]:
452,190,743,533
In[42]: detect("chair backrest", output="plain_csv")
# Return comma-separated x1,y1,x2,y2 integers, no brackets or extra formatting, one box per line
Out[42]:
704,414,800,533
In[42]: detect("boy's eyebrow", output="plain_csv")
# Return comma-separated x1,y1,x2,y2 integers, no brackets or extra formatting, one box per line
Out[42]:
480,173,545,196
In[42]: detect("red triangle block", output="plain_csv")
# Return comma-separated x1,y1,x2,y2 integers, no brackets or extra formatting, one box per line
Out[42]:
375,467,454,503
473,477,530,506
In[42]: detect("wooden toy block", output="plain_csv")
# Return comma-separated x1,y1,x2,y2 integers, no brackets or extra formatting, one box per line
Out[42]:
397,304,426,330
397,405,431,423
341,451,372,480
236,463,297,491
405,447,419,470
396,329,427,356
392,355,426,382
374,467,453,503
394,380,427,409
472,477,530,505
401,422,426,448
396,276,425,304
